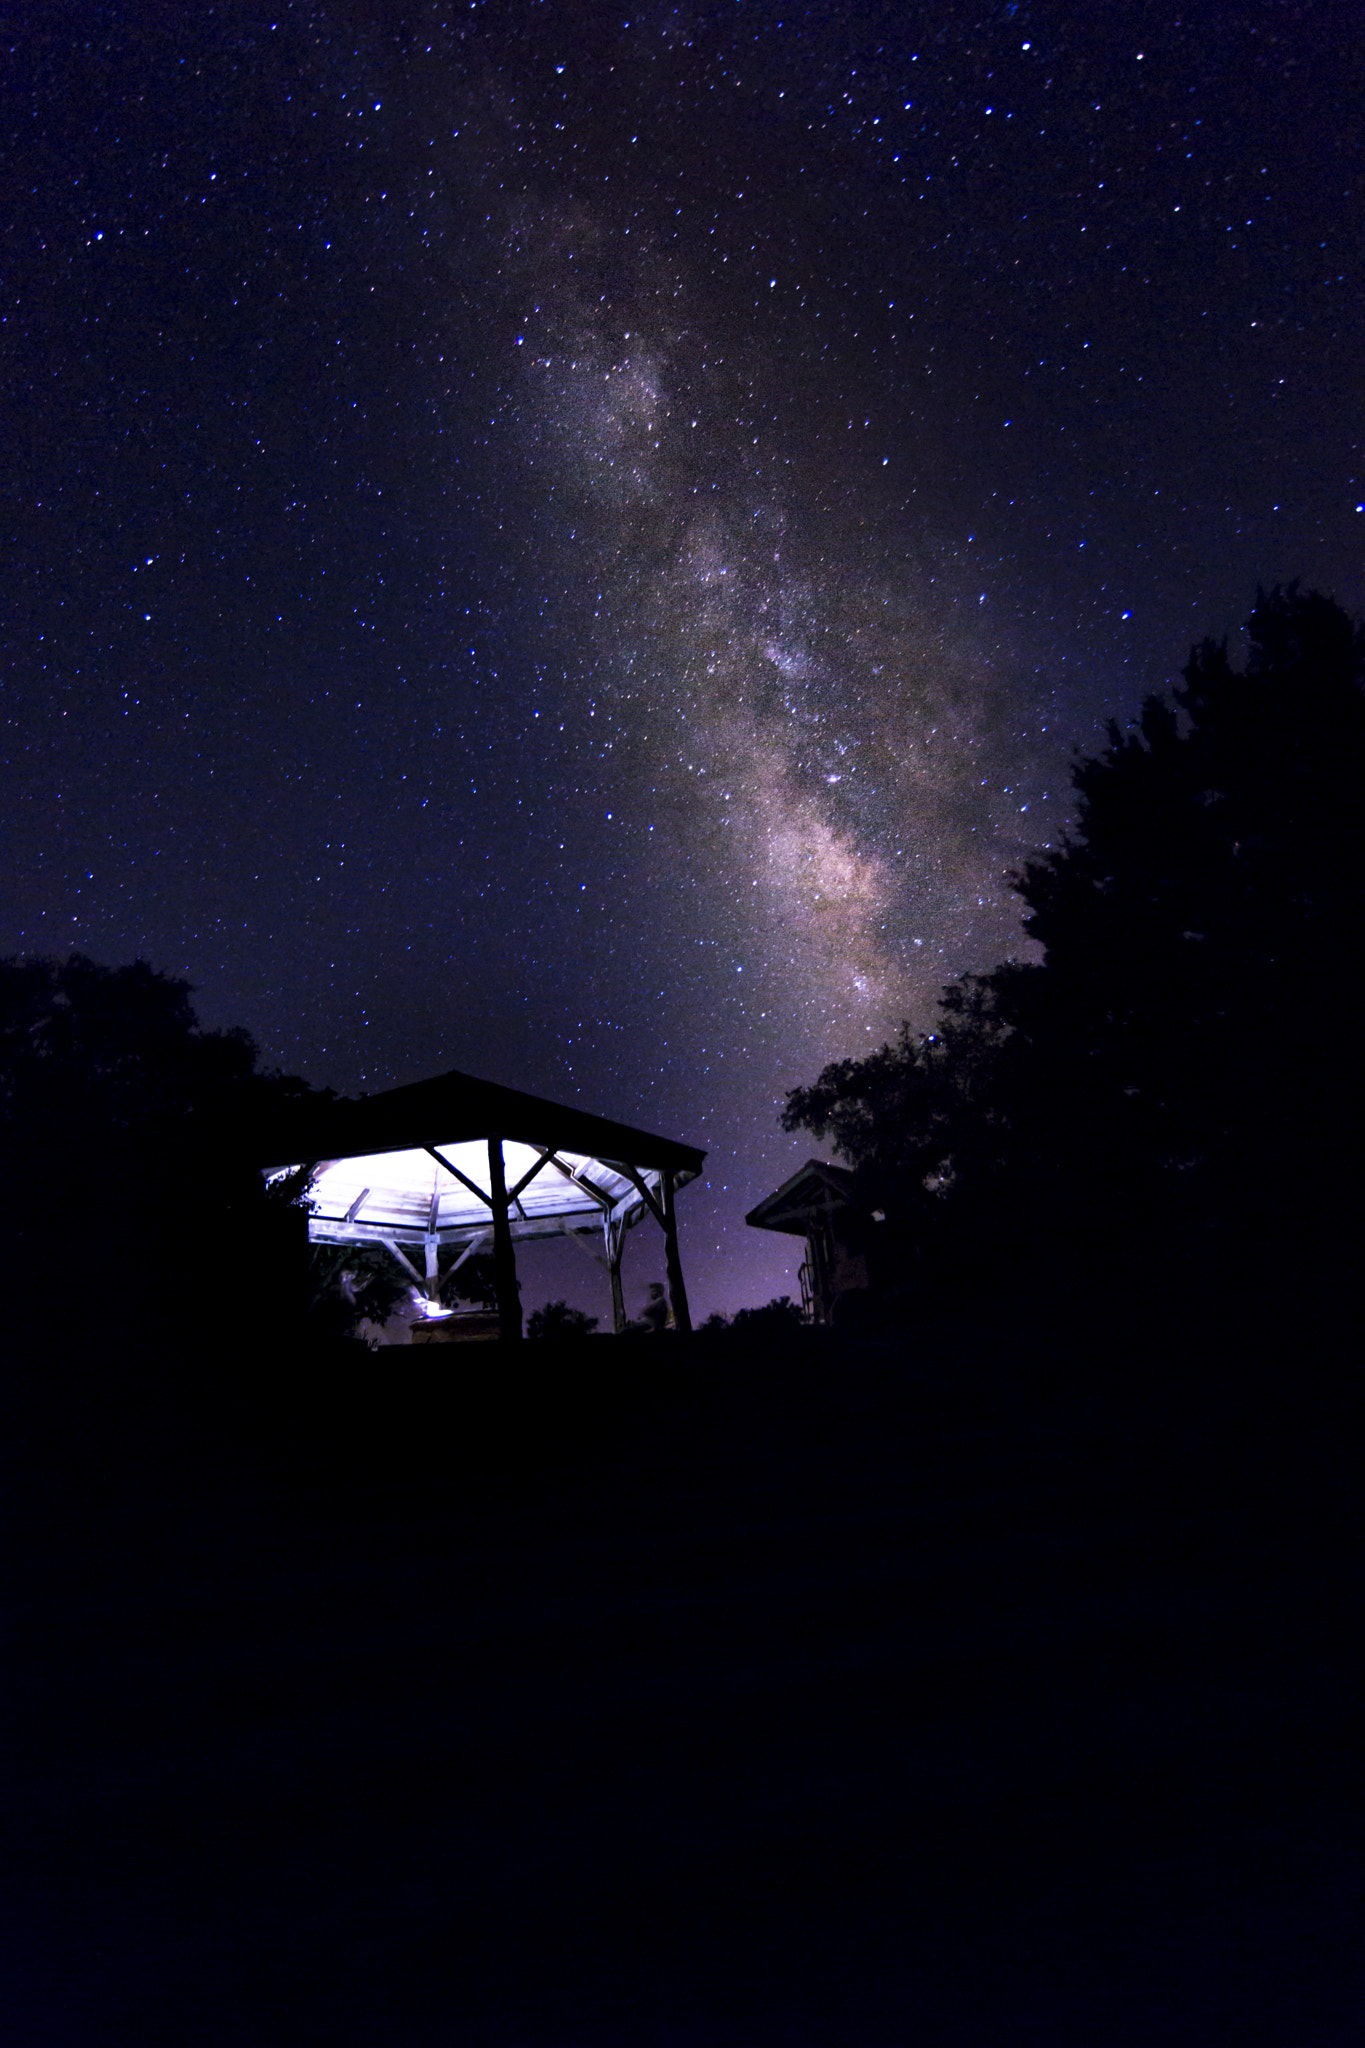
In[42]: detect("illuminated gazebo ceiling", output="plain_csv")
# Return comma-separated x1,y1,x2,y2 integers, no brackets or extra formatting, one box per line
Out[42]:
264,1067,706,1338
296,1137,683,1245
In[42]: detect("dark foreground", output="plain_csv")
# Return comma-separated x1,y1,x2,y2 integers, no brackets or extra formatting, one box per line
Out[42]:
3,1304,1360,2045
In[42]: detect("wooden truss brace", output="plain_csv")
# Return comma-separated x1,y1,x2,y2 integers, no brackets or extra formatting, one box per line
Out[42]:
445,1228,491,1274
605,1162,691,1336
380,1238,424,1287
428,1226,494,1309
613,1161,665,1228
555,1216,629,1333
377,1225,492,1306
556,1218,610,1272
508,1150,553,1204
424,1141,554,1225
425,1145,491,1207
539,1151,619,1212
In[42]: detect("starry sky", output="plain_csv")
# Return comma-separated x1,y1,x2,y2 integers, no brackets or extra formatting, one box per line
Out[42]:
4,0,1363,1318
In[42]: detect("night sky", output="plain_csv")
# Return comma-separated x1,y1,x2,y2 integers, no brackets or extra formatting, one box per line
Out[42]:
4,1,1362,1318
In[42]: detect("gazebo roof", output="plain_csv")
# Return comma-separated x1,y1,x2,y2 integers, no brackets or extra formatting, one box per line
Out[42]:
264,1066,704,1176
264,1067,705,1251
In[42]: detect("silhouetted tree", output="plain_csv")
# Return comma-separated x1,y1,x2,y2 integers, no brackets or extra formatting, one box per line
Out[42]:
782,976,1011,1287
0,953,318,1346
998,584,1364,1281
783,587,1365,1310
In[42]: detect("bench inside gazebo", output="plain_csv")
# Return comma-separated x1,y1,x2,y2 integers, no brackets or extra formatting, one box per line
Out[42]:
264,1067,706,1339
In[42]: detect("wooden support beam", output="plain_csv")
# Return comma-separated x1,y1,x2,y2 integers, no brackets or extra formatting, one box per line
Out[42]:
432,1230,493,1310
508,1150,554,1204
426,1145,493,1208
344,1186,371,1224
427,1187,441,1234
555,1218,609,1271
445,1229,491,1274
542,1153,616,1211
380,1238,423,1288
608,1189,648,1233
311,1214,613,1251
543,1153,651,1239
555,1214,626,1332
487,1136,521,1341
617,1162,665,1228
661,1168,692,1336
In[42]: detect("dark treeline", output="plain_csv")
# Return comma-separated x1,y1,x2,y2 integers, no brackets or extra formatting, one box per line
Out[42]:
784,586,1365,1338
0,953,324,1386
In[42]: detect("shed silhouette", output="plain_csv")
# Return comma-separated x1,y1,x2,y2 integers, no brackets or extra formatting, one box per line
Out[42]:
746,1159,873,1327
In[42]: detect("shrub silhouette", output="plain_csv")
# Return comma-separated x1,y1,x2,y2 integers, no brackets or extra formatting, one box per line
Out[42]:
527,1299,600,1340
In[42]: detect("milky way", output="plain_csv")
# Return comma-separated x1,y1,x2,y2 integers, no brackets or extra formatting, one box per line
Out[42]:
3,3,1362,1313
500,199,1050,1049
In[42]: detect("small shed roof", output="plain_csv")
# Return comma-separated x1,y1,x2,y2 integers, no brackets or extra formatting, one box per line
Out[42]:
745,1159,857,1237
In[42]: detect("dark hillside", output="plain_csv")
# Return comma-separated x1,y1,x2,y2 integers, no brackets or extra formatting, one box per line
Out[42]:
3,1312,1358,2045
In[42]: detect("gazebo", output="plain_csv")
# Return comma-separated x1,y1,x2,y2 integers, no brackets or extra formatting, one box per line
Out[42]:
263,1067,706,1339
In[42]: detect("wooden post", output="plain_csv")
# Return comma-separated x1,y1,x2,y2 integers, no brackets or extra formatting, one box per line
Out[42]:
607,1215,627,1335
487,1136,522,1341
661,1168,692,1336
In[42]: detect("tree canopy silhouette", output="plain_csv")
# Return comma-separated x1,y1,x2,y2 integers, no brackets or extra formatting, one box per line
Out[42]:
783,587,1365,1306
0,953,318,1343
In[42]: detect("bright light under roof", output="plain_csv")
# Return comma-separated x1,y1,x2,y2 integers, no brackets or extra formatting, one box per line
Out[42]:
276,1137,659,1247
